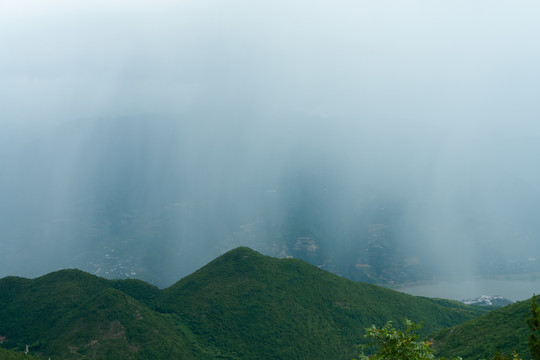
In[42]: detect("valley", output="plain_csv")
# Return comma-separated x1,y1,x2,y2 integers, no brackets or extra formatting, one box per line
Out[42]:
4,116,540,293
3,2,540,359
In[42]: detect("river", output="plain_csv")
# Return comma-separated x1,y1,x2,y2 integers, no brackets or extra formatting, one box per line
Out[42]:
397,276,540,302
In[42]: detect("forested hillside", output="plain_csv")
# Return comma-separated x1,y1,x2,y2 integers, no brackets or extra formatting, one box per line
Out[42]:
0,247,486,360
433,296,537,359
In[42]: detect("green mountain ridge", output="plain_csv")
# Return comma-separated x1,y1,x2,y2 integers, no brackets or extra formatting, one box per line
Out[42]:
0,247,495,359
160,247,487,359
433,296,535,359
45,287,211,360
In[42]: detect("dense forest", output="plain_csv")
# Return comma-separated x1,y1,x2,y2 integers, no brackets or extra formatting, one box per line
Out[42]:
0,248,537,359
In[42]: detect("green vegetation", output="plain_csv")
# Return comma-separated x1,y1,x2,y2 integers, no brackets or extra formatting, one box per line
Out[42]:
355,319,462,360
527,295,540,359
492,351,522,360
44,288,214,360
0,247,502,359
432,296,536,359
158,247,483,359
355,319,438,360
0,270,111,349
0,347,43,360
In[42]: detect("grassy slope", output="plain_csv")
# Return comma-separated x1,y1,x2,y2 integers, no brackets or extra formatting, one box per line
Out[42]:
432,296,535,359
160,247,485,360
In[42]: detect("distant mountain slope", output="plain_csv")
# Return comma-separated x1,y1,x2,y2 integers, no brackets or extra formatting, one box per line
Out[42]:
1,247,488,359
432,296,535,359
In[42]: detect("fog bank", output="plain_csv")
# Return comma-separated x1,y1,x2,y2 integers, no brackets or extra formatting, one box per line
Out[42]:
2,0,540,286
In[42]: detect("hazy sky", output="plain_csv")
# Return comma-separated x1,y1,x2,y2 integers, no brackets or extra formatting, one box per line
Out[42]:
2,0,540,133
2,0,540,284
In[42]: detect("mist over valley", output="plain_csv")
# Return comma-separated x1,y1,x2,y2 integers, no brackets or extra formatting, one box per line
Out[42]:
2,0,540,300
2,113,540,297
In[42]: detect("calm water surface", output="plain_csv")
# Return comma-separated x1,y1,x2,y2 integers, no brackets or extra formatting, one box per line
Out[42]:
398,278,540,302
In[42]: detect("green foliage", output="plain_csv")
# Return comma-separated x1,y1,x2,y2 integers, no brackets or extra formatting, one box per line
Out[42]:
355,319,462,360
0,247,488,360
432,297,533,359
527,295,540,359
492,350,522,360
44,288,213,360
355,319,435,360
0,270,110,349
111,278,161,308
159,247,482,359
0,347,43,359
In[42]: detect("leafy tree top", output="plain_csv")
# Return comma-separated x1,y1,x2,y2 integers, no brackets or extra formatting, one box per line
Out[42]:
355,319,462,360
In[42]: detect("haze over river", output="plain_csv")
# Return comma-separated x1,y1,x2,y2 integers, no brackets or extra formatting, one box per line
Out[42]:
399,276,540,302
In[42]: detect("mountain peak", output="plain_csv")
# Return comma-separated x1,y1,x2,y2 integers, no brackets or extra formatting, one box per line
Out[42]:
219,246,264,260
0,249,491,360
